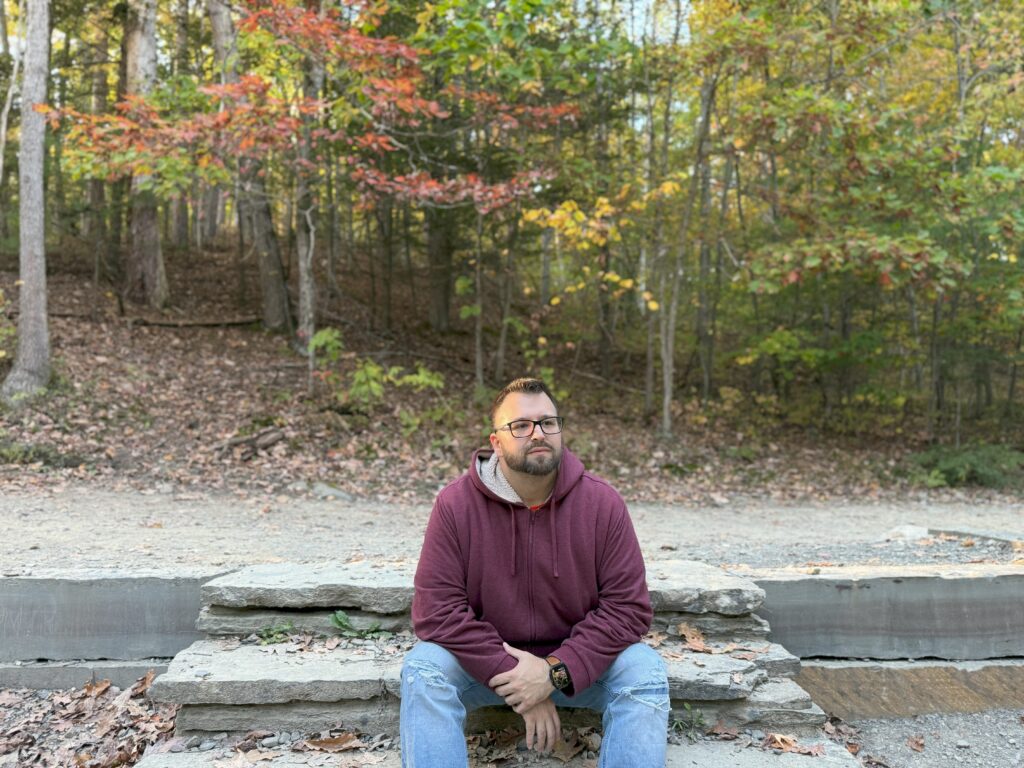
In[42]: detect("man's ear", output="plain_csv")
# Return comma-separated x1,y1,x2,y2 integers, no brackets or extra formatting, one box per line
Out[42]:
488,430,502,457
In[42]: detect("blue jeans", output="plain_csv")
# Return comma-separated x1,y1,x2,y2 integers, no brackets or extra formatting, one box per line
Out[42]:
400,641,669,768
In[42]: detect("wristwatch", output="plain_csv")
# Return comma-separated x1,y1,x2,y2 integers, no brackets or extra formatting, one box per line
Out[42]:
547,656,572,692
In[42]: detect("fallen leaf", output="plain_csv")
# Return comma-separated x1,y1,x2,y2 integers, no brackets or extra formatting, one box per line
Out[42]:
961,538,975,548
709,719,739,740
731,673,743,684
846,742,861,755
83,679,111,697
305,733,365,751
243,749,281,762
677,622,709,653
644,631,667,648
907,735,925,752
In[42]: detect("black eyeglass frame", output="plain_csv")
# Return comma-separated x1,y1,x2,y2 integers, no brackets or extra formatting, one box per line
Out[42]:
493,416,565,439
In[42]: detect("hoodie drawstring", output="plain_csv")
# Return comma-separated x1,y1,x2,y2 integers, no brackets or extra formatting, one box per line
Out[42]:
550,496,559,578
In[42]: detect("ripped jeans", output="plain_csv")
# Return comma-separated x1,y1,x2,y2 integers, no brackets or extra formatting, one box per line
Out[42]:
400,641,669,768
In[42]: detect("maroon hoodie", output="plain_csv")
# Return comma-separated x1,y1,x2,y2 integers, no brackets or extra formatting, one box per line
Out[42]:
411,446,653,695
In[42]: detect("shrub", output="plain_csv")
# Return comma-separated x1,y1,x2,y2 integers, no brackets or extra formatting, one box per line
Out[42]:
908,444,1024,489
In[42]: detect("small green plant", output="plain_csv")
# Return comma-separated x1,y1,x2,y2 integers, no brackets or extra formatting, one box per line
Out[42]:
671,703,706,743
908,443,1024,489
257,620,295,645
347,360,444,409
330,609,390,639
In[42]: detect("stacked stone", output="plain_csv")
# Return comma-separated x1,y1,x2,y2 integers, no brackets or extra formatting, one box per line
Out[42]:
147,560,825,739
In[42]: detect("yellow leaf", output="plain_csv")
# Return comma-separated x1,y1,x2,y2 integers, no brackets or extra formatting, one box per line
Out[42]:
620,278,635,289
550,296,561,306
647,300,660,311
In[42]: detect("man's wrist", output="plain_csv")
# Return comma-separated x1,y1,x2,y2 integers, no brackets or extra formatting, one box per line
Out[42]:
546,655,573,694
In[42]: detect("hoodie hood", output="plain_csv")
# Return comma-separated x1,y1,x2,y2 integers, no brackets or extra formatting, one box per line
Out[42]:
469,446,586,505
469,446,585,580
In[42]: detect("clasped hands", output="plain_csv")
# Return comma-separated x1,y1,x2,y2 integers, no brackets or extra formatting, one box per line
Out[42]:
488,642,561,753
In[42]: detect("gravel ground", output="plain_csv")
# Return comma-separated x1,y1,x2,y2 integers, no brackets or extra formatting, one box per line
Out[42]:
1,484,1022,575
848,709,1024,767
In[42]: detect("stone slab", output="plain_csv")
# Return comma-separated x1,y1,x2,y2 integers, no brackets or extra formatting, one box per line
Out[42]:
0,659,169,690
647,561,765,615
197,607,411,637
0,572,219,661
796,659,1024,720
201,560,764,618
653,612,770,640
149,641,404,705
662,652,765,701
175,699,400,736
752,563,1024,659
674,677,823,735
201,563,417,614
134,740,858,767
151,639,768,710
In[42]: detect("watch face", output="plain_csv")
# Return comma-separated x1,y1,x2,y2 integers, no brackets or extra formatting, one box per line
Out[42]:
550,663,570,690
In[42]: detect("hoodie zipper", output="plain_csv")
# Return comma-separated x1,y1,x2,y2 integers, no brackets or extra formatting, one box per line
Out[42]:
528,507,537,643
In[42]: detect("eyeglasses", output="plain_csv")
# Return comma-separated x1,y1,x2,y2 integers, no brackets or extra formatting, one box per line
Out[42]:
494,416,565,439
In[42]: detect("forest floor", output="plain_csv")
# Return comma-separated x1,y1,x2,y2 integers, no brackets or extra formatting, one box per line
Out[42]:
1,254,1020,509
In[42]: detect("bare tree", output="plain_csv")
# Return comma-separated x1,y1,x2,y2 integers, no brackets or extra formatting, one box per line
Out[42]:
2,0,50,404
124,0,169,307
207,0,292,332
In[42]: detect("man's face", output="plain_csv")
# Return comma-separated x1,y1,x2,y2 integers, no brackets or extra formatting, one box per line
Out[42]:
489,392,563,477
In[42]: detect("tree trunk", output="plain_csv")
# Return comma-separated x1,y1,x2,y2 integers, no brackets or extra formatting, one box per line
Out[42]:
426,206,454,332
207,0,290,331
124,0,168,308
86,25,109,260
661,68,719,435
2,0,50,403
295,2,324,353
494,214,519,383
171,0,190,249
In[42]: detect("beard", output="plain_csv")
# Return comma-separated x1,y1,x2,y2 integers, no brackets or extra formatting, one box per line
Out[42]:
504,439,562,476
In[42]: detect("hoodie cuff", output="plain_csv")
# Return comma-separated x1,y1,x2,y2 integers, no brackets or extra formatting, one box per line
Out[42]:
551,644,591,695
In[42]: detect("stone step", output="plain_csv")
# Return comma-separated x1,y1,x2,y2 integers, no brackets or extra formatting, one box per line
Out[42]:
200,560,765,617
694,679,827,733
149,637,807,736
134,738,860,767
150,638,783,707
169,677,824,738
199,606,771,644
196,606,410,637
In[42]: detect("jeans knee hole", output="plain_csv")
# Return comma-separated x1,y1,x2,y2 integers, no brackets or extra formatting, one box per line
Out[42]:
405,660,449,689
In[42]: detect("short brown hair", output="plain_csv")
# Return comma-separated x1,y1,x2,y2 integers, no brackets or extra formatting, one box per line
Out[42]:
490,377,559,426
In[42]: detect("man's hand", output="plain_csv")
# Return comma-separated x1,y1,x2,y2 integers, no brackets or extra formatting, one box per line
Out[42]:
488,642,555,713
520,697,561,753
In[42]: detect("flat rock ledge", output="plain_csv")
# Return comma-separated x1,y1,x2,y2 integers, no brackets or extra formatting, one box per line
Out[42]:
199,559,764,616
149,639,785,707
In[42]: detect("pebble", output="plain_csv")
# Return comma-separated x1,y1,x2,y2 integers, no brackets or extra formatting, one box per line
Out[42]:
751,729,765,741
261,736,279,747
957,740,971,749
169,743,185,753
198,740,216,751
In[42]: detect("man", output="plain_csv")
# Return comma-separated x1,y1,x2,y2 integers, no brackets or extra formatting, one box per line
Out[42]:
400,377,669,767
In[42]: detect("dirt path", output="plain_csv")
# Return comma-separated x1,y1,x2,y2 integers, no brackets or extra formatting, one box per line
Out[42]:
2,483,1021,575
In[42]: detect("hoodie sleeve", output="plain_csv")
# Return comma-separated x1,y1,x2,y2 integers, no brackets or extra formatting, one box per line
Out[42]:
551,500,652,694
411,495,517,686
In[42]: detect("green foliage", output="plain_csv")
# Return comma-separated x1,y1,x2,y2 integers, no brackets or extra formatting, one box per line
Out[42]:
670,703,706,743
908,444,1024,489
257,620,295,645
329,610,390,639
309,327,344,365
